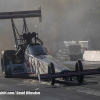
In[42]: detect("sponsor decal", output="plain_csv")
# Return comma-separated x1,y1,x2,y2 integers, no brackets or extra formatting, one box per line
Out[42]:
25,57,36,73
26,56,48,74
41,74,51,78
26,60,30,68
11,64,26,75
13,65,24,73
53,73,64,77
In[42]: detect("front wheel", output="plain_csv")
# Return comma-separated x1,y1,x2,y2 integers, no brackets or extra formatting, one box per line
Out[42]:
48,63,55,85
75,60,84,83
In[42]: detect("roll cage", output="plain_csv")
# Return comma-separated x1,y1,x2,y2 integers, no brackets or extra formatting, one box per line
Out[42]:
0,7,43,50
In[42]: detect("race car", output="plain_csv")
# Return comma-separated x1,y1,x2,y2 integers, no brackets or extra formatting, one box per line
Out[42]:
1,8,100,85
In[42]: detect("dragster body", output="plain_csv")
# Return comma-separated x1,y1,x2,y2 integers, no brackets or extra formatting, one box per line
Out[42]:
11,47,70,77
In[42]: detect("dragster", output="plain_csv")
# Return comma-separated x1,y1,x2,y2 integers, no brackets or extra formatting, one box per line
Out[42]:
0,8,100,85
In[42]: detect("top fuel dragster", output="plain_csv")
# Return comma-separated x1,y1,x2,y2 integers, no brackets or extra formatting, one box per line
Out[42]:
0,8,100,85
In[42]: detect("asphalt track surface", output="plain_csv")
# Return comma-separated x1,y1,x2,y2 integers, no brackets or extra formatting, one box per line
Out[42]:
0,61,100,100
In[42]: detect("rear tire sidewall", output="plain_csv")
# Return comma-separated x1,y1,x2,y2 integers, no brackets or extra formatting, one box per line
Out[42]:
1,50,16,78
1,54,7,77
1,57,4,73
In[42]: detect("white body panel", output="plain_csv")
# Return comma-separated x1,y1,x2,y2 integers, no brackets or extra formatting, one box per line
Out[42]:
11,55,70,76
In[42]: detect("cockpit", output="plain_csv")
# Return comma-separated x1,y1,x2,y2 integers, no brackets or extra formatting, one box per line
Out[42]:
27,45,47,56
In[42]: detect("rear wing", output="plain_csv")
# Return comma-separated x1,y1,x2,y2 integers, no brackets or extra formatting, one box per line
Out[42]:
0,7,42,22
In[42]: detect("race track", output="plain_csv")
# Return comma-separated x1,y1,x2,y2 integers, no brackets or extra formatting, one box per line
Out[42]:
0,61,100,100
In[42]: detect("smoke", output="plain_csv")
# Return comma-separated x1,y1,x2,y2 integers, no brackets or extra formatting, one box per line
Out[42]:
0,0,93,55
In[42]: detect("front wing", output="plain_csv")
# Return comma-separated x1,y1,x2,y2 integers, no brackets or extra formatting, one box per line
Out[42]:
40,68,100,79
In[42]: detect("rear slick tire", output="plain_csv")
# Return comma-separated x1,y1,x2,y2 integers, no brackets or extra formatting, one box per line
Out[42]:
1,50,16,78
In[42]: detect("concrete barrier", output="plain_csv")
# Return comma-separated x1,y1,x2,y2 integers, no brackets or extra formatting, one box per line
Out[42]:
95,51,100,61
83,51,100,61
